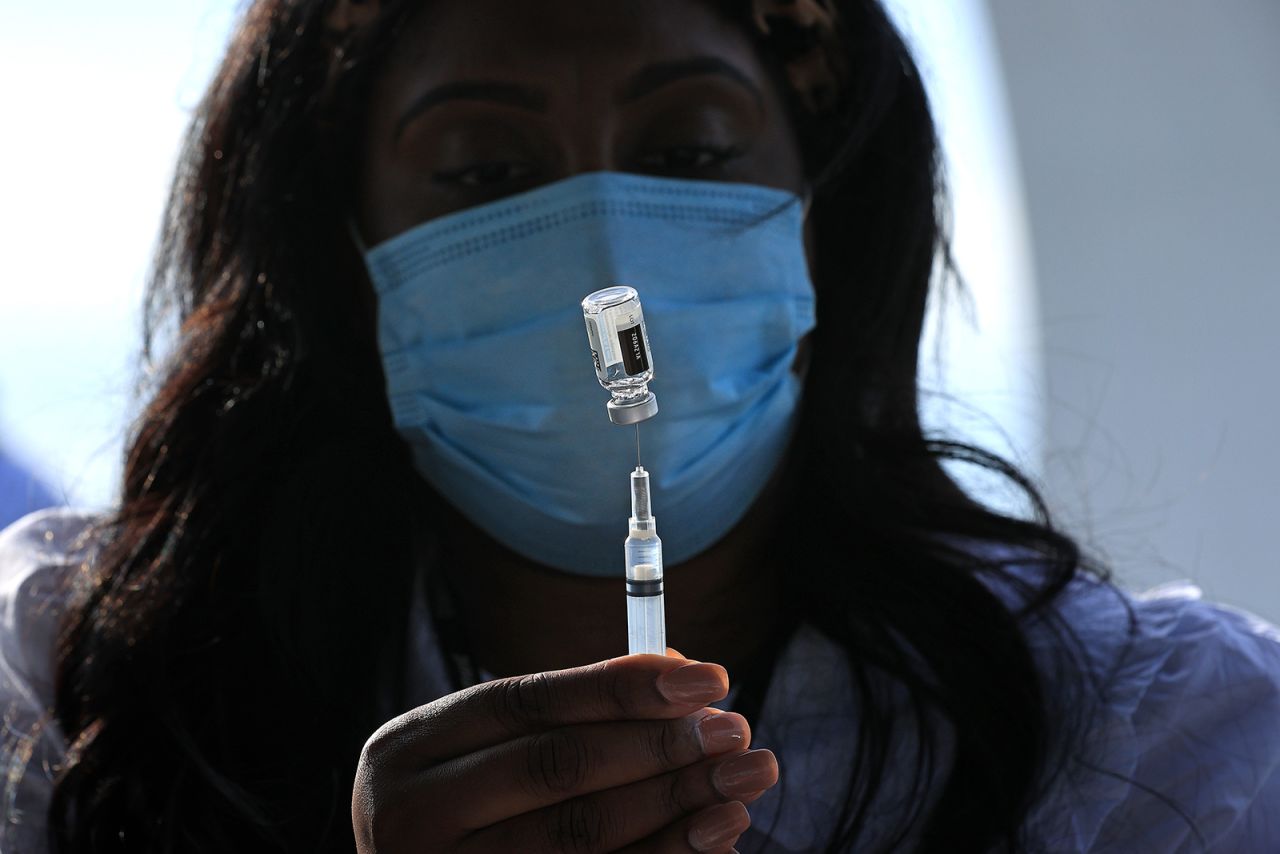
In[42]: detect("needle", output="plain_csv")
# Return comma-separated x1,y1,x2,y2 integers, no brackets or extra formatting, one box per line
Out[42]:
636,423,641,468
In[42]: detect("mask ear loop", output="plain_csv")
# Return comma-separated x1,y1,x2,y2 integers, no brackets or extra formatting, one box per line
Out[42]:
347,217,370,255
796,181,819,370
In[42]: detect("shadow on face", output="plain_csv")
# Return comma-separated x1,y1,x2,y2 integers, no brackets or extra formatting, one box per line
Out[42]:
355,0,806,244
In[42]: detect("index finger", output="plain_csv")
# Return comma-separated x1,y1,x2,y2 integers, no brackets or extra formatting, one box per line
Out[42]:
366,654,729,769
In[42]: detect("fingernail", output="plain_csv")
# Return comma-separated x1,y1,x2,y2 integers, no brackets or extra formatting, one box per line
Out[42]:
657,663,728,704
688,801,750,852
713,749,778,798
696,713,748,754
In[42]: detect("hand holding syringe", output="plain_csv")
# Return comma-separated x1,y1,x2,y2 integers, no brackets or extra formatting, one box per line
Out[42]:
582,286,667,655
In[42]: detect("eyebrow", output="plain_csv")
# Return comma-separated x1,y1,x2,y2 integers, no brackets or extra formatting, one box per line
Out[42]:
393,56,763,140
394,81,550,140
618,56,764,107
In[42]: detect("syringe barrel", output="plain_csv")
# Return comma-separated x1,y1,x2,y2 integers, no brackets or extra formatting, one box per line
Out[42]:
625,532,665,656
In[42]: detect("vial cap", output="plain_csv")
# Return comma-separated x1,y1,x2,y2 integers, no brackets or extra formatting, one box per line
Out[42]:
607,393,659,425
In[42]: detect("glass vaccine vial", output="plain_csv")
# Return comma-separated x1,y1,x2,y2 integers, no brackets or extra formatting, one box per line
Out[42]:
581,286,659,425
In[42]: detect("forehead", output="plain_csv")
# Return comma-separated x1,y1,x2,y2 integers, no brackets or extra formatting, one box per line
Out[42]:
384,0,761,83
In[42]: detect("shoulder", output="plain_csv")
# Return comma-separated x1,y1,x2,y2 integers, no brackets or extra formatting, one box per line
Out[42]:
743,556,1280,851
0,505,99,575
0,508,100,852
0,507,100,707
1025,573,1280,851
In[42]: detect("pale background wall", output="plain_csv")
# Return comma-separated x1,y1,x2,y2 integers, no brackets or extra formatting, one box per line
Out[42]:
986,1,1280,618
0,2,237,514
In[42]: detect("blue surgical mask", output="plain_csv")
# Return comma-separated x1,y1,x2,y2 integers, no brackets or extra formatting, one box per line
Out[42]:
362,171,816,576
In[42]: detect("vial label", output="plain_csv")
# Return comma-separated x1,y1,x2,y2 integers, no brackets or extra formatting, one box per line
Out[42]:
584,317,603,374
593,314,618,369
617,324,650,375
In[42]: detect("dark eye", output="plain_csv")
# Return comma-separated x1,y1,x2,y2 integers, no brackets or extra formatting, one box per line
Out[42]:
432,161,535,187
636,145,743,172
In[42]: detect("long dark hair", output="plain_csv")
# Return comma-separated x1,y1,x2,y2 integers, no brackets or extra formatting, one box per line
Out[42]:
24,0,1123,850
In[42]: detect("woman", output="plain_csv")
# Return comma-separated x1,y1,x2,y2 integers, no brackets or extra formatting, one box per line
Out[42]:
3,0,1278,851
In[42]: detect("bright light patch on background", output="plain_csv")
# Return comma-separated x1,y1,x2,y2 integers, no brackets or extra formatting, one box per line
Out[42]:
0,2,237,509
887,0,1046,513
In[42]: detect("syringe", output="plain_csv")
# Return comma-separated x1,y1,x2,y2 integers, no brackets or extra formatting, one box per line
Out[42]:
625,466,666,656
581,286,666,655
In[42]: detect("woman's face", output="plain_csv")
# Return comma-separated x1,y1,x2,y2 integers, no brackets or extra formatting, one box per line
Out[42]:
356,0,806,244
